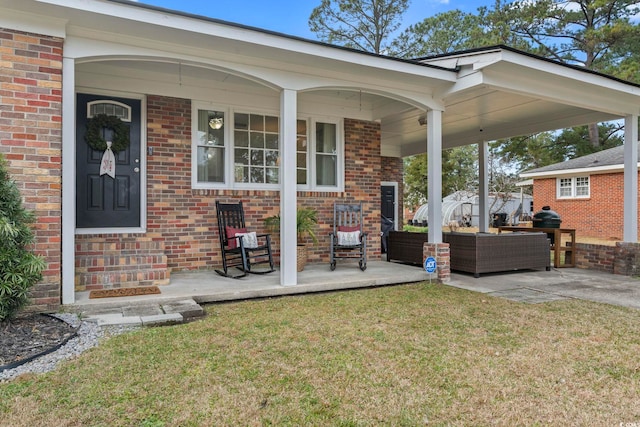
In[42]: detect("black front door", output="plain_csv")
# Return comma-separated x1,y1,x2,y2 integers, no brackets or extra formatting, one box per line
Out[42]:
381,184,396,252
76,94,141,228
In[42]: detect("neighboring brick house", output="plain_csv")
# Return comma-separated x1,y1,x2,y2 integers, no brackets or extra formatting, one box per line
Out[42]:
521,145,637,241
3,1,640,309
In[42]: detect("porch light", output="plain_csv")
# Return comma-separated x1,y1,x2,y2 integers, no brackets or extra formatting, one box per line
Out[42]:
418,115,427,126
209,117,224,130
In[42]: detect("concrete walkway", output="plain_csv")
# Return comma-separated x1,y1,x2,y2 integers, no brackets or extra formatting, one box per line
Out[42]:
448,268,640,309
71,263,640,327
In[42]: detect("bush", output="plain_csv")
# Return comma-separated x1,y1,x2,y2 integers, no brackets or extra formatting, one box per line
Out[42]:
0,153,45,321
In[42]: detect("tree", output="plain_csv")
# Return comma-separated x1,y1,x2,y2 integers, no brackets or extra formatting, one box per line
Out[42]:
0,153,45,322
403,146,478,208
494,0,640,148
390,7,531,58
308,0,410,54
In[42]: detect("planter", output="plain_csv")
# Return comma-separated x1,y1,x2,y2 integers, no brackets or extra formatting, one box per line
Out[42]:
297,244,308,272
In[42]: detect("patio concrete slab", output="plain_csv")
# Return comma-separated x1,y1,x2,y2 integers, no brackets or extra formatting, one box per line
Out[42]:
68,262,640,328
448,268,640,309
486,288,569,304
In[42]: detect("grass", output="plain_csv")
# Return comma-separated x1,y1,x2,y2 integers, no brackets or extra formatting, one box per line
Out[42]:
2,283,640,426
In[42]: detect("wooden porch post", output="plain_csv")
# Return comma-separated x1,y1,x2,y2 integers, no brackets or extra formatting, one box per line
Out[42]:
280,88,298,286
427,109,443,243
62,56,76,304
478,140,489,233
624,114,638,242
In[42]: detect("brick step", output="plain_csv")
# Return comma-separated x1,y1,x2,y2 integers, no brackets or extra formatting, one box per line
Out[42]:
75,238,169,291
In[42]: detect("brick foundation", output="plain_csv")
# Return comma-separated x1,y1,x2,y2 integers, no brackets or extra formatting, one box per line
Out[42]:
423,242,450,282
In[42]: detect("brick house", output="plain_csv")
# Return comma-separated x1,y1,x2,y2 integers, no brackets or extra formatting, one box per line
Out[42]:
521,145,638,241
3,0,640,310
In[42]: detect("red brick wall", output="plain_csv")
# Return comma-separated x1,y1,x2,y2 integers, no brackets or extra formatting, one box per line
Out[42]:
143,98,383,271
533,173,638,240
0,29,63,311
73,96,385,288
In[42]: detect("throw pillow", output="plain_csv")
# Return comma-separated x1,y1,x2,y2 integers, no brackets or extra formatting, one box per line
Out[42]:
235,231,259,249
225,226,247,249
338,225,360,232
337,230,361,246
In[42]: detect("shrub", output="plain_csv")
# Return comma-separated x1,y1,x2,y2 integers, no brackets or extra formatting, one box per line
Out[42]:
0,153,45,321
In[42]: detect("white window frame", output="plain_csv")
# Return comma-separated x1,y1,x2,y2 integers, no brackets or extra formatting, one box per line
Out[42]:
300,117,344,192
191,103,229,189
191,102,344,191
556,176,590,199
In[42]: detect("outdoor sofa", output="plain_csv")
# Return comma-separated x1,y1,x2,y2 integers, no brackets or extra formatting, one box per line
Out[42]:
386,230,429,266
443,231,551,277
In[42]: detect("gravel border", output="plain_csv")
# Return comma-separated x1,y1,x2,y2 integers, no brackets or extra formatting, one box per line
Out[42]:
0,313,139,382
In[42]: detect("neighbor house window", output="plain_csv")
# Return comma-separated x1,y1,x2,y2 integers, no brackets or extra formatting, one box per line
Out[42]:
192,103,342,190
557,176,590,198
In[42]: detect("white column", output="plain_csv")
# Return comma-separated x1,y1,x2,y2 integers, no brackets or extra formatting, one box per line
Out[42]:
427,109,443,243
623,115,638,242
280,89,298,285
478,141,489,233
61,57,76,304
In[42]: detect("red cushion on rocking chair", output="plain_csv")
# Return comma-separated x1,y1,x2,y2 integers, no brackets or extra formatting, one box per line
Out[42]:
225,226,247,249
338,225,360,232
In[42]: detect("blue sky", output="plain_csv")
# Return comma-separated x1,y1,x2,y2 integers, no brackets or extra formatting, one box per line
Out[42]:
132,0,489,40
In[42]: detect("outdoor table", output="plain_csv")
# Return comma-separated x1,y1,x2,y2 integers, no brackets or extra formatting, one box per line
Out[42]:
498,226,576,268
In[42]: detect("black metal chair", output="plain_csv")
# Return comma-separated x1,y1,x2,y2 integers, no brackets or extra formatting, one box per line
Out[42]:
215,201,275,278
329,202,367,271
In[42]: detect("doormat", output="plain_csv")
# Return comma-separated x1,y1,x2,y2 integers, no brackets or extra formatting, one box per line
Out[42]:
89,286,161,299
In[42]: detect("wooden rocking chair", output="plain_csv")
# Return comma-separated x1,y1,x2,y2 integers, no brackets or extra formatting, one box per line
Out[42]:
215,201,275,278
329,202,367,271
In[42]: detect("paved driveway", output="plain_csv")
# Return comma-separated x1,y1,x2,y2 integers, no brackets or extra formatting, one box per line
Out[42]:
447,268,640,309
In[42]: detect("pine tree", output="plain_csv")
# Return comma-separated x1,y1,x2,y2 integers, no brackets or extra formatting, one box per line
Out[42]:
0,153,45,321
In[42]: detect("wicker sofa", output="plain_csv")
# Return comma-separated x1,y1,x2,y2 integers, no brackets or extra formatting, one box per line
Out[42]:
386,231,428,266
443,232,550,277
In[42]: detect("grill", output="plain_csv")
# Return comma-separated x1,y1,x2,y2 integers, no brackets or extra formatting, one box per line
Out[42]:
533,206,561,245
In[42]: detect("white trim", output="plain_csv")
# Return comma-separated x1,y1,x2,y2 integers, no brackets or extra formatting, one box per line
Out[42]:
75,227,147,235
381,181,398,231
556,176,590,199
520,163,640,179
280,89,298,286
61,57,76,305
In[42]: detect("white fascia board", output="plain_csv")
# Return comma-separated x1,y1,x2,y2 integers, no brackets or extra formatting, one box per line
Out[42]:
0,7,67,38
482,66,640,117
520,164,640,179
493,51,640,112
420,49,504,70
37,0,456,83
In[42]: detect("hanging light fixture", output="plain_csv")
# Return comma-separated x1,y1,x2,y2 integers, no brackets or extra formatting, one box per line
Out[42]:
209,116,224,130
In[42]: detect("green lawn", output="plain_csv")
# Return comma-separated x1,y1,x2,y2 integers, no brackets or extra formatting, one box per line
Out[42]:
1,283,639,426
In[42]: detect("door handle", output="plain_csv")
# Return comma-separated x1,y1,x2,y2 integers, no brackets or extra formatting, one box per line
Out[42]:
134,167,140,173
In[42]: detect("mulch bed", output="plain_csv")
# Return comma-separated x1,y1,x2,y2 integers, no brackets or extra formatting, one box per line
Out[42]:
0,314,78,371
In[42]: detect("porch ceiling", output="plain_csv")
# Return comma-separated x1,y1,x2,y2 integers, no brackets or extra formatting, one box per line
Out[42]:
382,86,622,158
